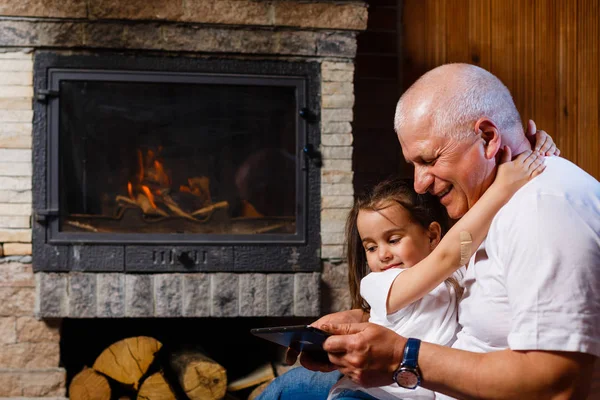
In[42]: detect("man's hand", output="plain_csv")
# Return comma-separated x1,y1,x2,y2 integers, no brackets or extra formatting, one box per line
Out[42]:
525,119,561,156
319,322,407,387
285,309,368,368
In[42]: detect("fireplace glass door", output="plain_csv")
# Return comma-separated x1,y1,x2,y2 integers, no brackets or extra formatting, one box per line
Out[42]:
45,70,308,244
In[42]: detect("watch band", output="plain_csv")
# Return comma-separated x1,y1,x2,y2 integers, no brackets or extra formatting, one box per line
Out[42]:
402,338,421,369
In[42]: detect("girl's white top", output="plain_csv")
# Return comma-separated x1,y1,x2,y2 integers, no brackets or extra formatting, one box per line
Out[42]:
328,267,464,400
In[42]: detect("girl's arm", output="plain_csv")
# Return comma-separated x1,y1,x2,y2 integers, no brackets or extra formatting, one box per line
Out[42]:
386,147,545,314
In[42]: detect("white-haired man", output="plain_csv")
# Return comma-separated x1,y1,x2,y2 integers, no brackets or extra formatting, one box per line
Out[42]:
318,63,600,399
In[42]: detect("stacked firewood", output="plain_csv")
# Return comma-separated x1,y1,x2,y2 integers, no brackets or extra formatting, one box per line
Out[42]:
69,336,228,400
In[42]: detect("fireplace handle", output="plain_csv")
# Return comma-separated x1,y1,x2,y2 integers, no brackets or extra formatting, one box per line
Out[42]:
176,251,195,268
303,144,322,170
35,89,59,103
299,107,317,123
34,208,59,224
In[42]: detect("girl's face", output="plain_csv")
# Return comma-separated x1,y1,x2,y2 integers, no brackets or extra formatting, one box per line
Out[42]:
356,201,439,272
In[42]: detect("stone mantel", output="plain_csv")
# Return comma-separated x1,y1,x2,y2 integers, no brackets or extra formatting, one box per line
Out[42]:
0,0,368,31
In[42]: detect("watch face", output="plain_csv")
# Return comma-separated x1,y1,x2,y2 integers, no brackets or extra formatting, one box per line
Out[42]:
395,369,419,389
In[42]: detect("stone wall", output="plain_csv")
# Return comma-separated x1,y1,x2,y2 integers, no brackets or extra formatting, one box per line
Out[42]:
0,51,66,398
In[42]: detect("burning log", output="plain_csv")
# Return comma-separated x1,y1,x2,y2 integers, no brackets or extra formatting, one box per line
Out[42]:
161,190,197,221
187,176,212,206
116,195,138,207
191,200,229,218
69,367,111,400
136,193,169,217
66,220,101,233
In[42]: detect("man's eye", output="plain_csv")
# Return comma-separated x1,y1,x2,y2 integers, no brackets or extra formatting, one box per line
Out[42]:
423,158,436,166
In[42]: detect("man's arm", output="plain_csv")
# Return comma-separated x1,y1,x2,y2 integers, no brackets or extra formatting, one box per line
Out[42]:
321,322,597,399
419,341,596,399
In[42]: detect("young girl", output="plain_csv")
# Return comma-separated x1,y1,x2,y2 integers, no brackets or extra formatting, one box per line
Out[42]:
326,148,546,400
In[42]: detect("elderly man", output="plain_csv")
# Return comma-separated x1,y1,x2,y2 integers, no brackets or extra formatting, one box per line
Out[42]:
318,63,600,399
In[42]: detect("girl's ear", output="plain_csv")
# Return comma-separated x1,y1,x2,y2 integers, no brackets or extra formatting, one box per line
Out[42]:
428,221,442,250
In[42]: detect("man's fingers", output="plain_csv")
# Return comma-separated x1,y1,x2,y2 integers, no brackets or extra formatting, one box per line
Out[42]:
320,322,366,335
285,346,300,366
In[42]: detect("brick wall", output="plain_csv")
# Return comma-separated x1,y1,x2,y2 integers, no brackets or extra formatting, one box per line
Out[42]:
0,50,65,398
320,61,355,312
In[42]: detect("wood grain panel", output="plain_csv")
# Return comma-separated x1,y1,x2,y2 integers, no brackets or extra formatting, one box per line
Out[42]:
557,0,578,162
398,0,599,179
426,0,447,67
446,0,470,63
577,0,599,178
468,0,491,69
401,0,430,89
513,0,535,124
490,0,516,93
533,0,558,148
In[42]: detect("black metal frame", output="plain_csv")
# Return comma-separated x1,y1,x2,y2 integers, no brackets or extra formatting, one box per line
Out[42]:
33,51,321,272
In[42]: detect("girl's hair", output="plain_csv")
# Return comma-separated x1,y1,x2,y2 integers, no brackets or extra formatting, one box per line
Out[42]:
345,176,463,312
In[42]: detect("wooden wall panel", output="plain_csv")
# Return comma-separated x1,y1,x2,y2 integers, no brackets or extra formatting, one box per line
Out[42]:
513,0,535,121
445,0,469,63
468,0,491,70
490,0,516,93
400,0,600,180
534,0,559,140
557,0,578,160
577,0,599,179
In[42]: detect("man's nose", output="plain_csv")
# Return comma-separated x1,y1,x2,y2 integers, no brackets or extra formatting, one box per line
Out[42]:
414,165,433,194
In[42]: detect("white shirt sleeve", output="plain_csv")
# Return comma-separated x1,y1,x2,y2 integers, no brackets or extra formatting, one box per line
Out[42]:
360,269,405,324
492,192,600,356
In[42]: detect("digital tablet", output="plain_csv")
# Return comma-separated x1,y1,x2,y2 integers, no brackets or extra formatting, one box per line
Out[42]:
250,324,331,352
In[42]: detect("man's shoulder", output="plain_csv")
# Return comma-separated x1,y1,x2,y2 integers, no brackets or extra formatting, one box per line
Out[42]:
489,157,600,236
509,156,599,203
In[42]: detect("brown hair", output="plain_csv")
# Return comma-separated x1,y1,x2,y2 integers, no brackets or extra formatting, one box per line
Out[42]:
345,177,463,312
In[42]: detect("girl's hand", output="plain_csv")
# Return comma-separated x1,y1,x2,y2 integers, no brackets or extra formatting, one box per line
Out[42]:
526,119,561,156
494,146,546,193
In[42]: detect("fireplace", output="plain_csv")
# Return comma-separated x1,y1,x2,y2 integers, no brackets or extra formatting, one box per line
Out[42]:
33,52,320,273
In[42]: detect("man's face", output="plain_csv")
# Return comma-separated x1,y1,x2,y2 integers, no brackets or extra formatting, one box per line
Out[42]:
398,121,495,219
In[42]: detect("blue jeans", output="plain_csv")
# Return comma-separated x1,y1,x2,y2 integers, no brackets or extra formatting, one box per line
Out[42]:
255,367,343,400
331,389,381,400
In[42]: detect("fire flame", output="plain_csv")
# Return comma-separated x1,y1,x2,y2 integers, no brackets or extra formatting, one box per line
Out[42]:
128,148,172,210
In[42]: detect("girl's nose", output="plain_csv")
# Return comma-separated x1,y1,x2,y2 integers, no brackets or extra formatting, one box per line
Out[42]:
378,246,392,261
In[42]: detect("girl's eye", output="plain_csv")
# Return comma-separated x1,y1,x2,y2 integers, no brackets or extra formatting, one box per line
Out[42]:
365,246,376,253
389,237,402,244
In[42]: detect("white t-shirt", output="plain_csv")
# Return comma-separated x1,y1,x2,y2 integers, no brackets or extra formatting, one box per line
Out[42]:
439,156,600,399
328,267,464,400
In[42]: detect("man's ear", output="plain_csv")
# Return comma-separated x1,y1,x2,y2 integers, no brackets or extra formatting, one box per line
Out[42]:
474,118,501,160
427,222,442,250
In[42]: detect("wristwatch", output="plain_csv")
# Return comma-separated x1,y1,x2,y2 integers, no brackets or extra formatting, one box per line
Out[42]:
393,337,422,389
